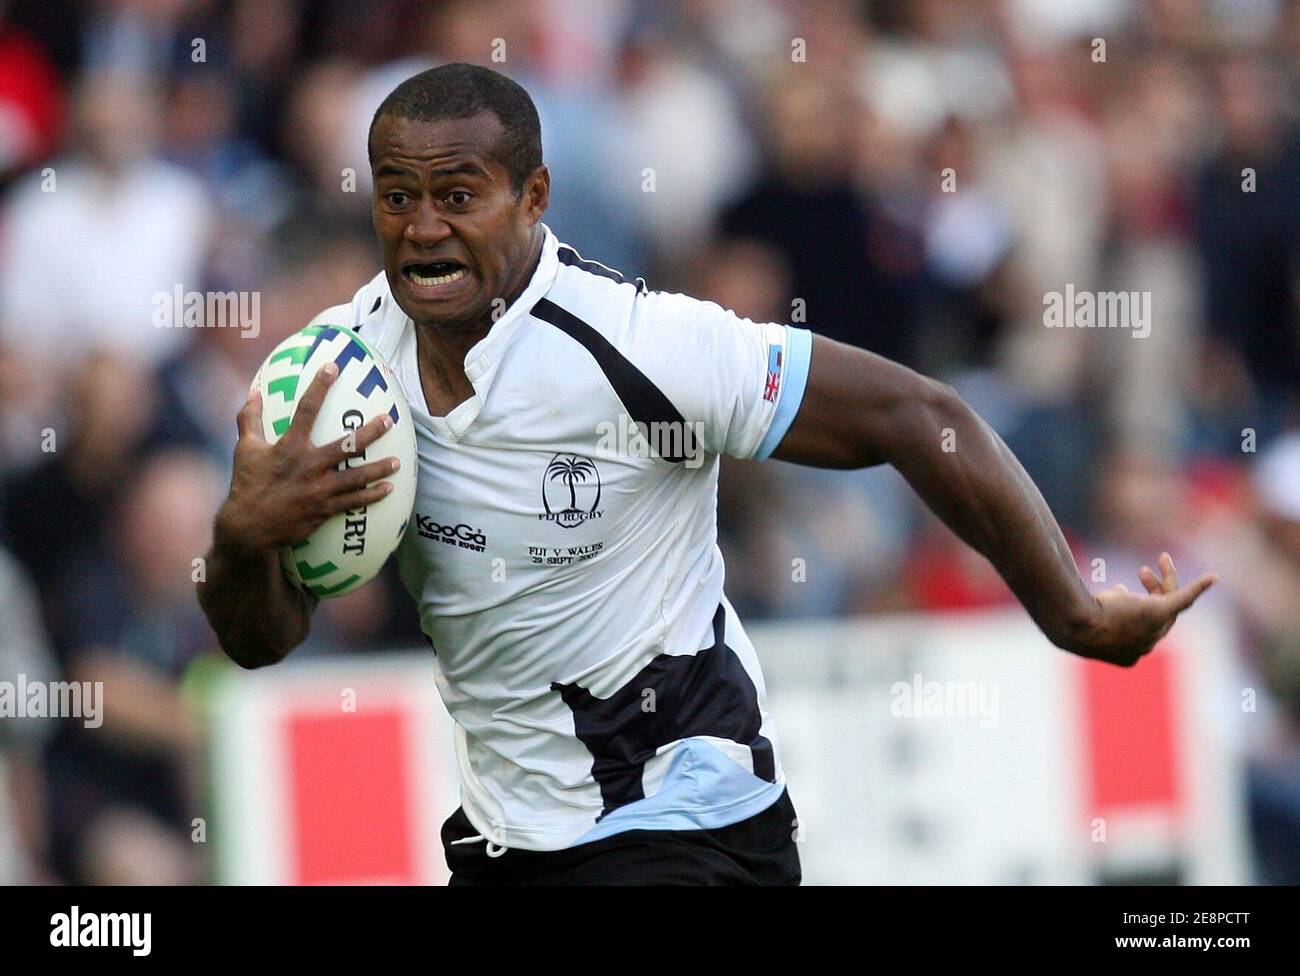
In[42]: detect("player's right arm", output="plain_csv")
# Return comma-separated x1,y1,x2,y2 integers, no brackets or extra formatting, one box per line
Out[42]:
197,364,399,669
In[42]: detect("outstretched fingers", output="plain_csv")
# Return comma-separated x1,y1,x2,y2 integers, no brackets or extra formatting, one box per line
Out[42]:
1139,552,1181,595
283,363,339,445
1163,572,1218,616
317,412,394,469
330,456,401,496
330,481,394,514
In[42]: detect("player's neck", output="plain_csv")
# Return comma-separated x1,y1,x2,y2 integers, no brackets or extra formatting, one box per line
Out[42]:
414,329,476,416
413,229,544,415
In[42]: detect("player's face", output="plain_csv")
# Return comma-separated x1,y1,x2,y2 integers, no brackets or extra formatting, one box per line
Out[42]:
370,112,547,331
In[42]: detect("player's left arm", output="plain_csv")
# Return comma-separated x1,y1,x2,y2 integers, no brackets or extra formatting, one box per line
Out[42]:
771,334,1216,667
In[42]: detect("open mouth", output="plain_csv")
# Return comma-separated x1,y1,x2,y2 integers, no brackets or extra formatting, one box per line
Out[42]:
403,261,468,287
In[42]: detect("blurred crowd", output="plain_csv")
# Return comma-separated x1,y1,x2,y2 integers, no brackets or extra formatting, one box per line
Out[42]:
0,0,1296,884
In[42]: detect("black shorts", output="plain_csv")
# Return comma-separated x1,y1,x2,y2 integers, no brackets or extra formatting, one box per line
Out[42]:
441,790,802,886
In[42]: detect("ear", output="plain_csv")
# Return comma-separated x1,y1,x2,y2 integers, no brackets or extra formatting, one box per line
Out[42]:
521,164,550,224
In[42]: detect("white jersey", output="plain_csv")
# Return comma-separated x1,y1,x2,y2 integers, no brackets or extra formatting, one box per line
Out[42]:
337,225,812,851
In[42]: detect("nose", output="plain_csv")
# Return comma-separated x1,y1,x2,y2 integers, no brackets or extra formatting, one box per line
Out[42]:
403,199,451,247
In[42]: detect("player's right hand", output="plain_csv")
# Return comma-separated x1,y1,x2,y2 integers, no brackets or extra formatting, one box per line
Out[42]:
213,363,400,553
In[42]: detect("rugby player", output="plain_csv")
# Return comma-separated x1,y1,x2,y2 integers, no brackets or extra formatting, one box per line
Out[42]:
197,64,1216,885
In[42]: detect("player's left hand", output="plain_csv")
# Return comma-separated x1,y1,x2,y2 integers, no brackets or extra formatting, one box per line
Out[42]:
1075,552,1217,667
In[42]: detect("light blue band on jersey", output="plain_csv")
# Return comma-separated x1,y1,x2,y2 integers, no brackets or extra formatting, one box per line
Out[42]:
753,325,813,460
573,738,786,844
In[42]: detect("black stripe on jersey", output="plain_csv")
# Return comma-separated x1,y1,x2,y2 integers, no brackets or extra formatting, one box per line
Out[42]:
530,297,699,463
556,245,648,294
369,296,382,315
552,602,777,821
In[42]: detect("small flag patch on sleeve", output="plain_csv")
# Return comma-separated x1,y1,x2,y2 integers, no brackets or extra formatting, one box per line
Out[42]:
763,344,784,403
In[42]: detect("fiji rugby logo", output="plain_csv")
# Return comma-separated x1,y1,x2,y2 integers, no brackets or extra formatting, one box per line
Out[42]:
541,454,602,528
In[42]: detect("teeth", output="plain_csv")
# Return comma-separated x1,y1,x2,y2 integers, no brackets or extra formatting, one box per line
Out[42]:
409,268,466,286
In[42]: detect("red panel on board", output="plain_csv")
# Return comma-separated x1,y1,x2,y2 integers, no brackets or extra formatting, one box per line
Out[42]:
284,707,416,885
1078,645,1182,815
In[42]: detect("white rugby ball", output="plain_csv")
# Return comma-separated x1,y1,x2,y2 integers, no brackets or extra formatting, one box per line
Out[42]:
251,305,418,598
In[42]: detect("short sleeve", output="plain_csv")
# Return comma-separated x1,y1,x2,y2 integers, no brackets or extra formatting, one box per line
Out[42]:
626,290,812,460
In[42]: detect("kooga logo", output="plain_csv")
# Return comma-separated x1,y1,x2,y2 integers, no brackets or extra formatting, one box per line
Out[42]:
50,906,151,957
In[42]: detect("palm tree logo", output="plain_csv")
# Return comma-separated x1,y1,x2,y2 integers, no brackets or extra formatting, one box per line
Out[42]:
542,454,601,528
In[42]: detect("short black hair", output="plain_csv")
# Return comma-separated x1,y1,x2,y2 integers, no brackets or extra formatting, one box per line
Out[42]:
367,63,543,195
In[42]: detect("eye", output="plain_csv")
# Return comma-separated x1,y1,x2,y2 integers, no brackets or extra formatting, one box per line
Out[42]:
446,190,473,207
385,190,411,208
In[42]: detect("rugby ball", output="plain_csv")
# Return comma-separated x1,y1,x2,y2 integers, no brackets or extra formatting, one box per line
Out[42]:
251,306,418,598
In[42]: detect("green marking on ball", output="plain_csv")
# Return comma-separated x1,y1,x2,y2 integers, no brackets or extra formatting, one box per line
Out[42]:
267,374,299,402
269,345,311,366
302,322,378,361
346,328,379,360
295,558,339,581
271,416,291,436
307,575,362,597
